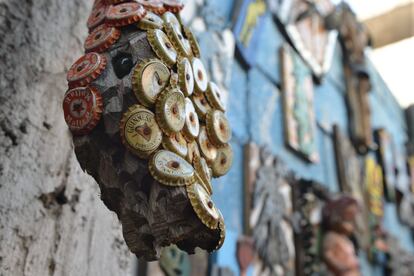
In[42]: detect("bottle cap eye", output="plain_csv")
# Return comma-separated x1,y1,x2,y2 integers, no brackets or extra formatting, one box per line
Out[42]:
112,52,134,79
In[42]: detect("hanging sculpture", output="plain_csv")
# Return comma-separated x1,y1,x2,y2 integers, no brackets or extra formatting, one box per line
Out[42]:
321,196,361,276
250,148,296,275
62,0,233,260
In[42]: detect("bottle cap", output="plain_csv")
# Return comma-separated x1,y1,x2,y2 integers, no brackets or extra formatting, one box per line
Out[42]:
162,11,182,34
84,24,121,53
212,143,233,178
136,0,166,15
186,139,201,164
162,0,184,13
132,59,170,107
120,104,163,158
106,2,147,27
192,92,211,121
183,26,201,58
192,58,208,93
165,23,192,58
205,81,226,112
178,58,194,97
149,150,196,186
63,87,103,135
186,182,220,229
147,29,177,67
155,88,186,135
193,155,213,195
137,11,164,30
67,52,107,88
206,110,231,146
162,132,188,158
215,212,226,250
197,126,217,163
182,98,200,140
87,5,108,30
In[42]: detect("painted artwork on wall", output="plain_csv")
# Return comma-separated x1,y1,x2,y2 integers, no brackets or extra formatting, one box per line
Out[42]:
375,129,397,202
232,0,267,66
283,0,338,79
281,44,319,163
364,157,384,218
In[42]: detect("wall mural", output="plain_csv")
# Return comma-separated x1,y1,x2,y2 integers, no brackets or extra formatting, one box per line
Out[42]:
281,44,319,163
250,148,296,276
283,0,338,79
233,0,267,66
375,129,397,202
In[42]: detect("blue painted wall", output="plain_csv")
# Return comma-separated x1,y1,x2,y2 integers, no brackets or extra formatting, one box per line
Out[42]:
197,2,414,275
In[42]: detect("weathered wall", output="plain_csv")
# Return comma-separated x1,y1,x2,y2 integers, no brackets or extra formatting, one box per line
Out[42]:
0,0,134,275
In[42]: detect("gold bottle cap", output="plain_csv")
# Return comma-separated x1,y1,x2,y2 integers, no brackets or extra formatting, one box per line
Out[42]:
132,59,170,107
206,81,226,112
187,182,220,229
183,26,201,58
162,11,182,34
212,143,233,178
169,72,179,87
120,105,162,158
182,98,200,140
147,29,177,67
149,150,195,186
197,126,217,163
177,57,194,96
192,92,212,121
193,155,213,195
155,88,186,135
162,132,188,158
206,110,231,147
164,22,192,58
137,11,164,30
186,139,201,164
192,58,208,93
215,211,226,250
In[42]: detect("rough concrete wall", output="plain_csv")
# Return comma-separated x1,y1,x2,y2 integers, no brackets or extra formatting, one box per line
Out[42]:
0,0,134,275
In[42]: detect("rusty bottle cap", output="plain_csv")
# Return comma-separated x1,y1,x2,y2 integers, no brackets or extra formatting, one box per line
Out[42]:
132,59,170,107
186,182,220,229
165,22,192,58
162,11,182,34
206,110,231,147
197,126,217,163
206,81,226,112
147,29,177,68
120,104,163,158
162,0,184,13
63,86,103,135
67,52,107,89
192,58,208,93
155,88,186,135
162,132,188,158
87,5,108,31
149,150,195,186
178,57,194,96
212,143,233,178
84,24,121,53
182,98,200,140
136,0,166,15
137,11,164,30
106,2,147,27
